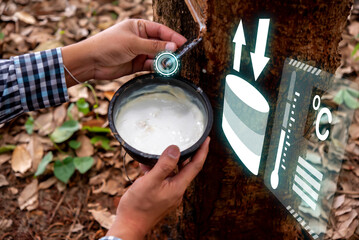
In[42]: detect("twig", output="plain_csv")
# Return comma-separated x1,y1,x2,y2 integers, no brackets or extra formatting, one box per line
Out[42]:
50,190,67,224
66,203,82,239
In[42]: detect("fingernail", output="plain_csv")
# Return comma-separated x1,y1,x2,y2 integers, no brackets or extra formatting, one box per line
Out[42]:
165,42,176,51
167,145,180,159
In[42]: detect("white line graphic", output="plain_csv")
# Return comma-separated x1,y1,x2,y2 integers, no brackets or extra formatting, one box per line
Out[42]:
250,19,270,81
270,129,286,189
294,175,319,200
296,165,321,190
292,184,317,210
298,156,323,181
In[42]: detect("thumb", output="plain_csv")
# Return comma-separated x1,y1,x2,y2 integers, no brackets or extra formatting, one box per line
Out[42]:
147,145,180,182
133,38,177,56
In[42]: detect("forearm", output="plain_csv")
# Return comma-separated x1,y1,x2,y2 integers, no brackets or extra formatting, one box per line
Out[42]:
105,217,146,240
61,39,95,88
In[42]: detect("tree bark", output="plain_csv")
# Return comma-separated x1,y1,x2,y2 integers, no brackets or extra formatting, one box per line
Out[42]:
150,0,353,239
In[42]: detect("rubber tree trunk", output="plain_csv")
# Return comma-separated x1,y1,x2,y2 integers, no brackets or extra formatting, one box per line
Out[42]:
150,0,352,239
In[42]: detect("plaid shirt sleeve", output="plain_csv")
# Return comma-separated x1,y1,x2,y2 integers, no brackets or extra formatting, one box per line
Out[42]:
99,237,122,240
0,48,69,124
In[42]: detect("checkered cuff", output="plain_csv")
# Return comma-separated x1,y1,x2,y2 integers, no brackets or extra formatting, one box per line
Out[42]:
99,237,123,240
12,48,69,112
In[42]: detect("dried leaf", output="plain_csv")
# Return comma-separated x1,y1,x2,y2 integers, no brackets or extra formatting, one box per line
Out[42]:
27,135,44,173
0,153,11,166
345,219,359,238
88,208,116,229
95,82,120,92
104,91,115,101
68,84,89,102
332,195,345,209
94,101,108,115
89,170,110,185
75,135,94,157
71,223,84,233
82,119,105,127
33,40,63,52
18,179,38,210
14,11,36,25
0,174,9,187
349,124,359,139
34,112,55,136
11,145,32,174
335,206,352,216
9,187,18,195
102,179,123,195
54,105,67,127
38,177,57,190
337,210,358,237
56,180,66,192
0,219,13,230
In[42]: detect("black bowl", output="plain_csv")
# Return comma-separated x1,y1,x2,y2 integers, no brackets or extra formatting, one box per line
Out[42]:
108,73,213,166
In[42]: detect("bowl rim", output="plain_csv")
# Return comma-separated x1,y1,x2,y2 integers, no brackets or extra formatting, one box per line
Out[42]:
108,73,213,160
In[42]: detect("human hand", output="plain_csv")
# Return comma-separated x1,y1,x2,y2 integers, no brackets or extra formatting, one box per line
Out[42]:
62,19,187,87
106,137,210,240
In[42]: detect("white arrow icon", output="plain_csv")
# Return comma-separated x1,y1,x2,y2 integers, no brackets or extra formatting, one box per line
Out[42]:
233,20,246,72
250,18,270,81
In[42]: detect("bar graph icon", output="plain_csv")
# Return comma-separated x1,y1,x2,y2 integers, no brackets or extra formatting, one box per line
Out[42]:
292,156,323,210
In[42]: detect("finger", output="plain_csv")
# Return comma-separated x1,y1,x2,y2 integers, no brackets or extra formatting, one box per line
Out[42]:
172,137,210,190
140,163,152,174
179,158,190,171
132,55,148,73
143,59,153,71
146,145,180,182
133,38,177,56
139,20,187,47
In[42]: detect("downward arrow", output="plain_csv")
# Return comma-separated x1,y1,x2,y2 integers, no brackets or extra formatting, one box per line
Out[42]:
250,19,270,81
233,20,246,72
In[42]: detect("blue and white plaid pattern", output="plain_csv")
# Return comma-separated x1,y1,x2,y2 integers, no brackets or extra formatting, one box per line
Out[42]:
0,48,69,123
99,237,122,240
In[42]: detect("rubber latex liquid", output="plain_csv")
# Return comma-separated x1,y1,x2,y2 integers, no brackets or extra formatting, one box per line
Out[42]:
115,85,205,155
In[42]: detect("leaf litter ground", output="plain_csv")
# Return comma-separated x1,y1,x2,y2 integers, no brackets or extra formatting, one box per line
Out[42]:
0,0,151,239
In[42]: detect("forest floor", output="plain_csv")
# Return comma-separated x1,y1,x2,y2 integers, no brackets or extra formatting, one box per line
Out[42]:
0,0,152,239
0,0,359,240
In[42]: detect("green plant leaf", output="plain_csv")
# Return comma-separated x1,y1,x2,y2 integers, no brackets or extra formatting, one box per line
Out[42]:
343,90,359,109
82,126,111,133
352,43,359,57
67,103,75,120
333,89,344,105
111,12,118,20
73,156,94,174
0,31,4,40
69,140,81,149
54,157,75,183
25,116,34,135
347,88,359,98
91,136,111,150
50,120,80,143
0,145,16,154
34,152,53,177
76,98,90,115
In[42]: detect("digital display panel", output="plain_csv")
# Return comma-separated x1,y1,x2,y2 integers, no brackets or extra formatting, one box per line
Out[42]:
264,58,357,239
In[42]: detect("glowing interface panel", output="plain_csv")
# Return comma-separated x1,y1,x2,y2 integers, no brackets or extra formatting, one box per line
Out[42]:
264,59,357,239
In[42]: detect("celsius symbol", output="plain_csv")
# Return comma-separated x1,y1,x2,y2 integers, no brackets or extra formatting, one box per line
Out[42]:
313,95,332,141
